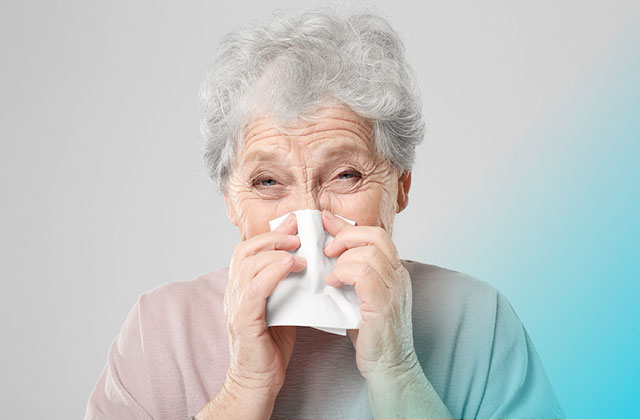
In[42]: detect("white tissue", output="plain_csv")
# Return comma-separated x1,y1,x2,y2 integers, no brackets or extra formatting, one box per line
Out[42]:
266,209,361,335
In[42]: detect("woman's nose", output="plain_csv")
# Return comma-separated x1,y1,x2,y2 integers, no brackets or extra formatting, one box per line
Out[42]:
292,189,321,211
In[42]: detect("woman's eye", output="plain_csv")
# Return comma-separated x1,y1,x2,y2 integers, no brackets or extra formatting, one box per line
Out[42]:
337,171,361,180
260,178,278,186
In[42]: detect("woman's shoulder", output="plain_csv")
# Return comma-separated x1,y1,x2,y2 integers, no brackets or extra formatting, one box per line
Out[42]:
137,267,230,311
89,268,232,419
402,261,499,363
129,267,231,348
129,267,231,365
402,259,498,331
401,259,498,306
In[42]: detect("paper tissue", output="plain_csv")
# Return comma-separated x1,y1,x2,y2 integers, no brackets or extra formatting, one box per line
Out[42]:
267,209,361,335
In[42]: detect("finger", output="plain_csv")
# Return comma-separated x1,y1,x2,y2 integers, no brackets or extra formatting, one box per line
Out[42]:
227,215,301,304
273,212,298,234
241,255,307,320
326,261,389,310
321,209,353,237
233,213,299,260
239,251,307,283
332,245,393,283
324,224,400,269
233,229,300,262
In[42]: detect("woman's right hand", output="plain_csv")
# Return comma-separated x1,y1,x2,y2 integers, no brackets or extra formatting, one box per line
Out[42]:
219,212,305,412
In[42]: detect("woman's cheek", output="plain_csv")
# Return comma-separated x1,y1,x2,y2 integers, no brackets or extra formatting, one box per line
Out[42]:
323,188,384,227
355,185,397,229
234,196,279,239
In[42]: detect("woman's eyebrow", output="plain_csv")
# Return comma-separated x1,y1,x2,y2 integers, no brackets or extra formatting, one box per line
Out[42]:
320,145,372,163
242,150,284,164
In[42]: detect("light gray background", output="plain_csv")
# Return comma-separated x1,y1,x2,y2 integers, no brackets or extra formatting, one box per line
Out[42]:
1,1,639,418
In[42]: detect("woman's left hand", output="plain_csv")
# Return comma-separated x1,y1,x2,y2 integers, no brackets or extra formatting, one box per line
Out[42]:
322,209,418,380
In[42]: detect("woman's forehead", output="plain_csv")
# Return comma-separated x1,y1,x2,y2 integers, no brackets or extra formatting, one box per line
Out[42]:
239,107,375,164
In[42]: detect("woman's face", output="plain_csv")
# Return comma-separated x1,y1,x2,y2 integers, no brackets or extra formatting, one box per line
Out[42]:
224,105,411,240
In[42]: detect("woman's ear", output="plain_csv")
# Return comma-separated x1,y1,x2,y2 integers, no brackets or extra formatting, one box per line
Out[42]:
396,170,412,213
223,194,239,226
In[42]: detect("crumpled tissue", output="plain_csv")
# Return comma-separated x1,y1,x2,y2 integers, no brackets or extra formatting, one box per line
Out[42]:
266,209,361,335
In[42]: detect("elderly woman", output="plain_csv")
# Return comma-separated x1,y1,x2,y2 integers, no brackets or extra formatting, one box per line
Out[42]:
86,9,563,420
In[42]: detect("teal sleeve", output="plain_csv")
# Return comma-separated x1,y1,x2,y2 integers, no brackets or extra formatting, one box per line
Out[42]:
475,292,565,419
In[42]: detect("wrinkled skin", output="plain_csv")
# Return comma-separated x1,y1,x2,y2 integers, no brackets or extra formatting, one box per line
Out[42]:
222,104,417,401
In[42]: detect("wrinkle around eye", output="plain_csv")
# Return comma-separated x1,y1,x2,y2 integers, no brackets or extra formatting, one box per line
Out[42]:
322,171,364,195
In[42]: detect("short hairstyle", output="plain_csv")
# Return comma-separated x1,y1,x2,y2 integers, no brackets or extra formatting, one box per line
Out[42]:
199,8,425,192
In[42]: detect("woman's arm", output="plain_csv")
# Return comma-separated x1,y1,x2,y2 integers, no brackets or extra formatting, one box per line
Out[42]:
194,374,277,420
365,356,452,419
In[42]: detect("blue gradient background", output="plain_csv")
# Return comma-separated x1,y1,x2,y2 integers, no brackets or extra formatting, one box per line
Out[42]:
398,11,640,418
475,40,640,418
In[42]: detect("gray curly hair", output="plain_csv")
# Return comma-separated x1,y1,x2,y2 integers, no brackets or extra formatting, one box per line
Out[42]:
199,8,425,192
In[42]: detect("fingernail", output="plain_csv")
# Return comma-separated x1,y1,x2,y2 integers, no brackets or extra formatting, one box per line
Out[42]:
293,256,306,266
281,255,293,265
326,272,337,286
287,233,299,241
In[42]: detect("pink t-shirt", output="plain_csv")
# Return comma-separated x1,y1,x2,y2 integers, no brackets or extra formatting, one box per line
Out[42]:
85,260,564,419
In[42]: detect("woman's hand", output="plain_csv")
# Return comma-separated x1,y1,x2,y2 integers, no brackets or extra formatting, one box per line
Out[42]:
322,210,416,379
197,213,305,419
322,210,452,419
225,212,306,396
